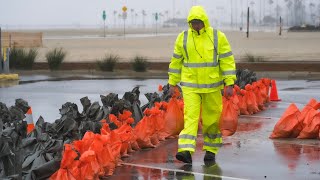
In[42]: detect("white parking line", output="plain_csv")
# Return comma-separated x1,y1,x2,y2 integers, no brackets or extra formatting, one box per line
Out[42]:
122,162,249,180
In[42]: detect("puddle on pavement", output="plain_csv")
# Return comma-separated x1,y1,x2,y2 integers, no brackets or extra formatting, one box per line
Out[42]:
0,80,19,88
282,87,305,91
273,141,320,171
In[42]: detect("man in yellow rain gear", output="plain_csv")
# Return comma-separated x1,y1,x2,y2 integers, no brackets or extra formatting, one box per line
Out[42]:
168,6,236,164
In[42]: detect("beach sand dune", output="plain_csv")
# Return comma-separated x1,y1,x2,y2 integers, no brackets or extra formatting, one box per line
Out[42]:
23,28,320,62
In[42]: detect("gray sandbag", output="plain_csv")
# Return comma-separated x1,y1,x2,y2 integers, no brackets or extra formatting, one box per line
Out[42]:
15,99,29,114
80,96,91,113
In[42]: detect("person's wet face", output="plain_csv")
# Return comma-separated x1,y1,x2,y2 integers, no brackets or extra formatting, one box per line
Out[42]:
190,19,204,31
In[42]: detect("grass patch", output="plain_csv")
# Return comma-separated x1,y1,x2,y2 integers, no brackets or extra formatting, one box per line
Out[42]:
131,56,148,72
46,48,67,71
96,54,119,71
9,48,38,69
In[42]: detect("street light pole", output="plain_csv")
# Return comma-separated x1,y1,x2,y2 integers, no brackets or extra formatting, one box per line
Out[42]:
247,7,250,38
0,27,2,73
172,0,175,19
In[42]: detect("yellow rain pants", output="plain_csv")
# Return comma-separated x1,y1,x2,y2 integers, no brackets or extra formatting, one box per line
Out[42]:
178,89,223,154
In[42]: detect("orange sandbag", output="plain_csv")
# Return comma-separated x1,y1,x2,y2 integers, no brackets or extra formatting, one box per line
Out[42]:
262,78,271,102
50,169,77,180
297,109,320,139
253,82,265,110
239,89,249,115
163,97,184,137
113,124,133,157
60,144,79,169
73,131,95,154
245,84,259,114
219,96,239,136
79,150,101,180
133,117,155,148
100,121,111,135
257,79,268,103
270,103,302,138
148,105,167,141
298,98,318,124
109,114,121,128
143,108,161,145
91,135,117,176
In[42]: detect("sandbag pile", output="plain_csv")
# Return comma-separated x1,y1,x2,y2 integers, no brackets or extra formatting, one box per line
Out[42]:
270,98,320,139
51,86,184,179
0,85,183,179
0,99,29,179
235,69,258,89
219,78,272,136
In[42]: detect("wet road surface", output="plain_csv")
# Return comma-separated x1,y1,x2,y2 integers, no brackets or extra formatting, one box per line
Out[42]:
0,76,320,179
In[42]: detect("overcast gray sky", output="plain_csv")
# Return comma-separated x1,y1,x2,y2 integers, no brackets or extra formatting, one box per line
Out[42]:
0,0,230,28
1,0,318,29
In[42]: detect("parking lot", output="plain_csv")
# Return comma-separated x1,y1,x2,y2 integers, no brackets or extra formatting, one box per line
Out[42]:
0,76,320,179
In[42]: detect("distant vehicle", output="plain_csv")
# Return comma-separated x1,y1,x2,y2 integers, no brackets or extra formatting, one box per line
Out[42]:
163,18,187,28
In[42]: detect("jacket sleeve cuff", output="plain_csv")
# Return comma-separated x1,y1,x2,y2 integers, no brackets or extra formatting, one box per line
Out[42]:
224,79,234,86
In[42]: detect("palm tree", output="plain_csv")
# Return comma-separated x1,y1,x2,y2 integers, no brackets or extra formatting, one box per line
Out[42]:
269,0,274,17
250,1,256,24
142,10,147,28
293,0,305,25
230,0,234,28
130,9,135,26
113,10,118,28
285,0,292,26
259,0,262,25
318,4,320,26
275,3,282,25
309,2,316,25
165,10,169,21
135,13,138,26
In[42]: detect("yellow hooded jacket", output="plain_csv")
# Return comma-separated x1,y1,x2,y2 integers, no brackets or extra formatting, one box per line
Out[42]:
168,6,236,93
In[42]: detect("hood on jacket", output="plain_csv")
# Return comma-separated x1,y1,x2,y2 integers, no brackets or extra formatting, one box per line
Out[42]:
187,6,211,29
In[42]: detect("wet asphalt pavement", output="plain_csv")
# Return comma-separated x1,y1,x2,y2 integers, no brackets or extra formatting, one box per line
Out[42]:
0,75,320,179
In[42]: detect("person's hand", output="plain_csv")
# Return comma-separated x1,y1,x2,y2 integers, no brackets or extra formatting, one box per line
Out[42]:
225,86,234,98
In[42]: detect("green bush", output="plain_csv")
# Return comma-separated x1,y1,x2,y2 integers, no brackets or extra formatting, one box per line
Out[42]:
244,53,265,62
22,49,38,69
96,54,119,71
46,48,66,71
9,48,24,69
9,48,38,69
131,56,148,72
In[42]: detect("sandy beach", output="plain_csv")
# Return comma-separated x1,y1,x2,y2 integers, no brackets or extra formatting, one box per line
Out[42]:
16,27,320,63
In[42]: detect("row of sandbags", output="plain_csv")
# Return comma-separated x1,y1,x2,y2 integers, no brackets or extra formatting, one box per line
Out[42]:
0,85,178,179
50,88,184,179
219,78,272,136
0,84,181,179
51,74,268,179
270,98,320,139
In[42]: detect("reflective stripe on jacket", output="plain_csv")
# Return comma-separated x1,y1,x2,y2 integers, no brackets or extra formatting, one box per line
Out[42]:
168,6,236,93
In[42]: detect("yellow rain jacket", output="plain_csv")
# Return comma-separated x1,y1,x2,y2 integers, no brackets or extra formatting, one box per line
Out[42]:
168,6,236,154
168,6,236,92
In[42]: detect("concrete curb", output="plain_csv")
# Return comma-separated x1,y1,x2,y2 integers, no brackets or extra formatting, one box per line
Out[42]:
29,61,320,72
6,62,320,80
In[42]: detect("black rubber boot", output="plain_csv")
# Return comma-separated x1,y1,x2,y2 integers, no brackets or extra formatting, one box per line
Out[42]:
204,151,216,163
176,151,192,163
